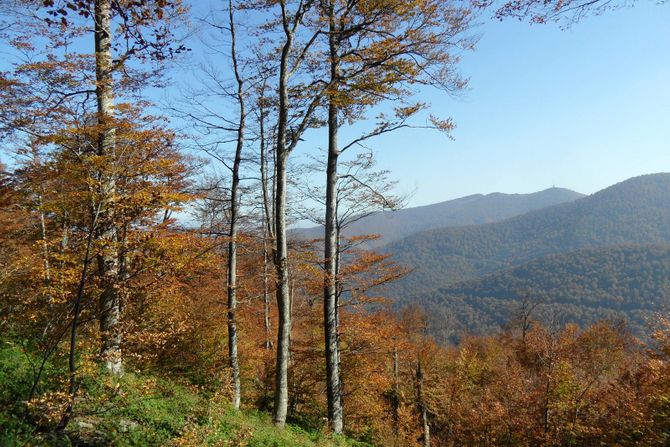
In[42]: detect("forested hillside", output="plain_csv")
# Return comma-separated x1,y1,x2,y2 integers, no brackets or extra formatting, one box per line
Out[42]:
401,245,670,341
2,0,670,446
293,187,583,247
384,173,670,296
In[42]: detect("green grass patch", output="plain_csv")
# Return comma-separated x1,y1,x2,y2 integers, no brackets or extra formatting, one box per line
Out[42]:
0,339,373,447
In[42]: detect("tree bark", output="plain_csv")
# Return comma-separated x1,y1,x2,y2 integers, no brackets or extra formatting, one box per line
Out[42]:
263,238,272,350
94,0,122,377
417,359,430,447
392,345,400,444
272,0,319,427
225,0,244,411
272,19,293,425
259,87,274,352
273,148,291,428
323,1,344,433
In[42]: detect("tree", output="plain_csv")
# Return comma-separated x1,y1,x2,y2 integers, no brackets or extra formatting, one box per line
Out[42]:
268,0,328,428
491,0,661,24
2,101,191,430
311,0,475,432
0,0,189,378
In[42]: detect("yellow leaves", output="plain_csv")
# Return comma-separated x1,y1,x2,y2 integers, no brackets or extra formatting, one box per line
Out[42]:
26,390,71,426
428,114,456,134
393,102,427,119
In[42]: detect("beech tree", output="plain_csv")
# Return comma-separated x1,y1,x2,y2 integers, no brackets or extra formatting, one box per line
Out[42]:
264,0,330,428
0,0,188,377
5,103,192,429
310,0,475,432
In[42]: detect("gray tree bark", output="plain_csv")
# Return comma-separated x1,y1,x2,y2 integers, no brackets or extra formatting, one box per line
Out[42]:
273,145,291,427
94,0,122,377
226,0,244,411
262,238,272,350
417,359,430,447
259,87,274,352
323,4,344,432
272,0,320,427
272,18,293,426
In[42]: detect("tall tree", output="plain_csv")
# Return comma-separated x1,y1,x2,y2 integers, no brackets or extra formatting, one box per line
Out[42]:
270,0,329,428
314,0,475,432
170,0,257,410
226,0,245,410
93,0,122,376
28,0,188,376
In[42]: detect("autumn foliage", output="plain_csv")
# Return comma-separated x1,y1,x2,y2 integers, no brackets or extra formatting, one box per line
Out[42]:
1,1,670,446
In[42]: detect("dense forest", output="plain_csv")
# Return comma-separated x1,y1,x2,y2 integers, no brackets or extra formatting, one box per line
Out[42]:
1,1,669,447
384,174,670,296
400,245,670,342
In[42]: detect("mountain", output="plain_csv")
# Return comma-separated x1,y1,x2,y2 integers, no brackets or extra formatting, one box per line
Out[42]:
292,187,584,247
383,173,670,297
405,245,670,342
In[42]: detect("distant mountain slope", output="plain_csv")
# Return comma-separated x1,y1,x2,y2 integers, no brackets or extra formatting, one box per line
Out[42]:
292,187,584,247
406,245,670,342
383,173,670,296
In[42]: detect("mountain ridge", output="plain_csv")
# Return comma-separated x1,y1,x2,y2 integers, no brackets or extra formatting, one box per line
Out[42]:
292,186,584,247
382,173,670,296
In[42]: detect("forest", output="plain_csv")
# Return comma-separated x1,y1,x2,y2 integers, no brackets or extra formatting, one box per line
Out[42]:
385,173,670,297
1,1,670,446
403,244,670,342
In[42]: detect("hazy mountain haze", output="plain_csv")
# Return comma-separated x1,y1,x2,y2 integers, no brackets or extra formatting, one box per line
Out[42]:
293,187,584,247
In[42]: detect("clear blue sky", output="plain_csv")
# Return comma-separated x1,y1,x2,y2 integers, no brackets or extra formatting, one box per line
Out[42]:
321,2,670,206
2,2,668,209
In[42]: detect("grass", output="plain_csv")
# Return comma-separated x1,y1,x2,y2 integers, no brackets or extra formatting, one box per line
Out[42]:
0,338,372,447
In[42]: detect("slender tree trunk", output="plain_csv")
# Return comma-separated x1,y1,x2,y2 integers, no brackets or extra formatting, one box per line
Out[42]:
324,114,344,433
543,373,551,434
37,193,51,286
273,0,315,427
226,0,244,410
273,25,293,423
227,166,242,410
56,208,99,432
417,358,430,447
392,345,400,444
259,86,273,352
94,0,122,377
273,149,291,428
322,1,344,433
263,239,272,350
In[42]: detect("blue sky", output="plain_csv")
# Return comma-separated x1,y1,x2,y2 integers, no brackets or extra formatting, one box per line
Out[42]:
2,2,668,209
328,2,670,206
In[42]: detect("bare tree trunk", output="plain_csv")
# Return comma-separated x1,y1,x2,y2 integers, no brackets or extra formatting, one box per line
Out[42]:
543,373,551,434
273,148,291,428
56,206,100,432
225,0,244,411
94,0,122,377
324,102,344,434
263,238,272,350
322,1,344,433
272,21,293,423
273,0,317,427
37,193,51,286
259,86,274,352
417,359,430,447
392,345,400,445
